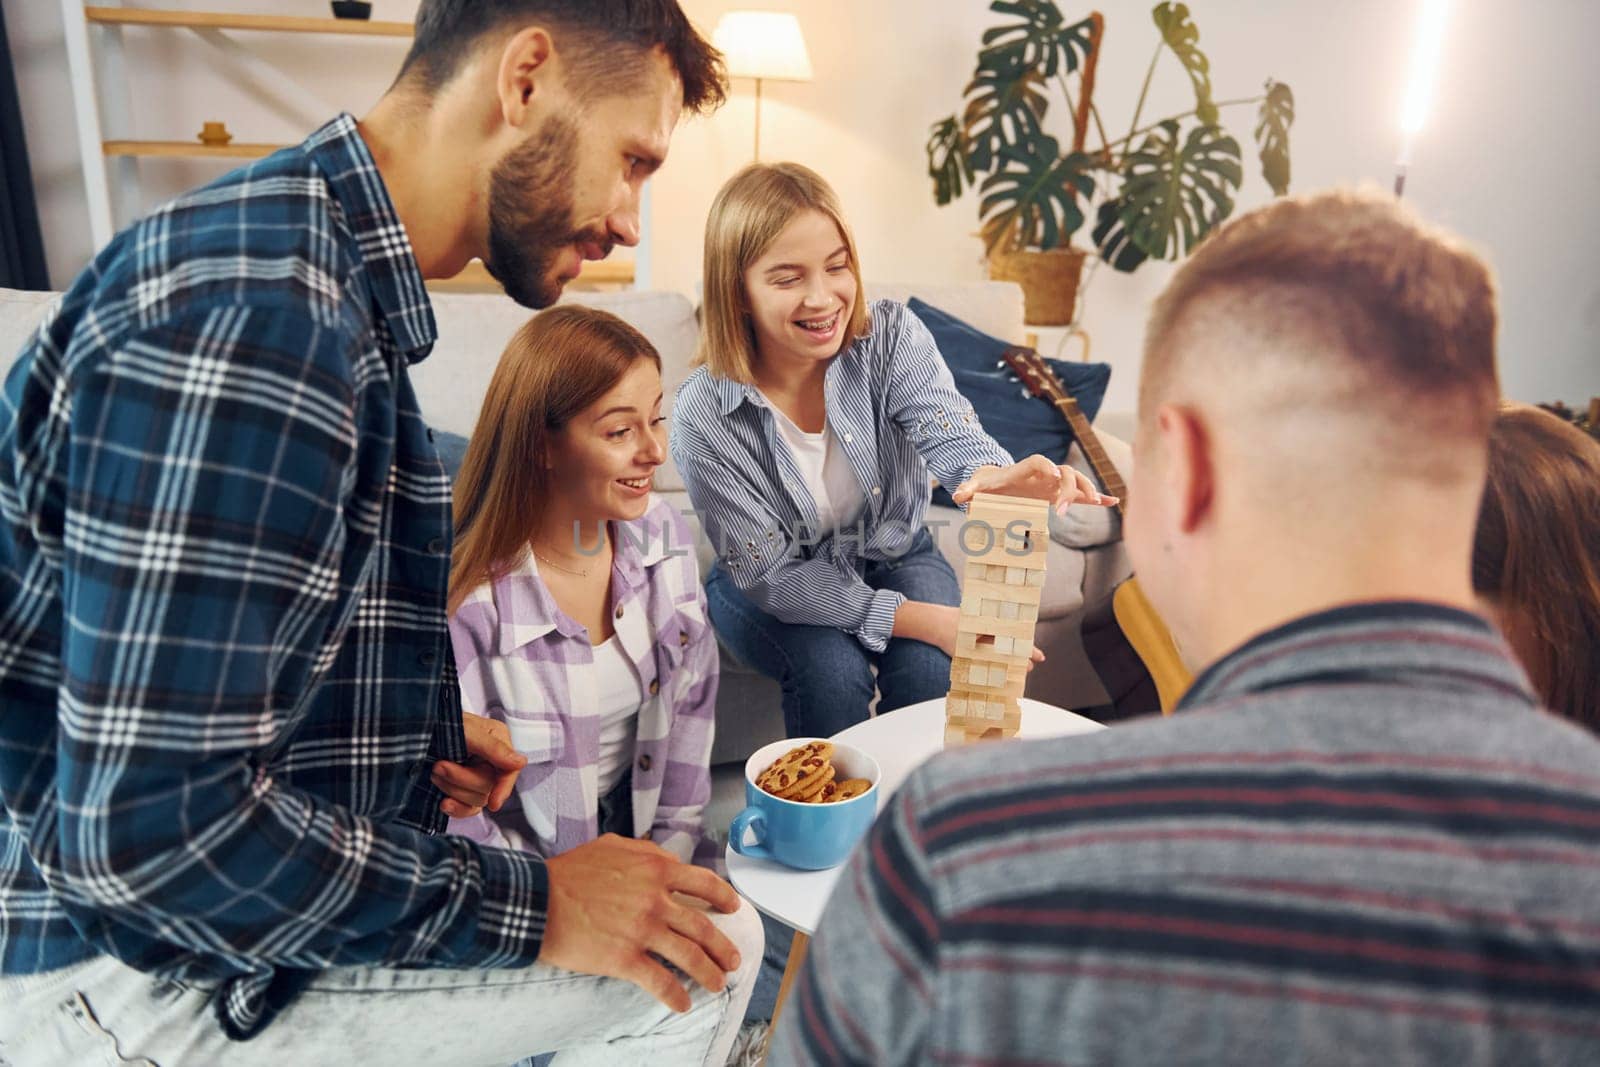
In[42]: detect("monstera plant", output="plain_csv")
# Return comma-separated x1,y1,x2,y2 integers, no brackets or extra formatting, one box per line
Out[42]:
928,0,1294,322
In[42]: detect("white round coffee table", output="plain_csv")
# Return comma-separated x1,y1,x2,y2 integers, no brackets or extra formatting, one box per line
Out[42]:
726,696,1104,1030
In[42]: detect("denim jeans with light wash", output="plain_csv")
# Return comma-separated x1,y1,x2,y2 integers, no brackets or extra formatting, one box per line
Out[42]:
0,900,764,1066
705,527,961,739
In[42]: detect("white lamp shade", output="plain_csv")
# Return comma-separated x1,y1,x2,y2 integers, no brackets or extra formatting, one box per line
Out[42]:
713,11,813,82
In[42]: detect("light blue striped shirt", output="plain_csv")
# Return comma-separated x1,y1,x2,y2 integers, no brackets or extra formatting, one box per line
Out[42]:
670,299,1012,652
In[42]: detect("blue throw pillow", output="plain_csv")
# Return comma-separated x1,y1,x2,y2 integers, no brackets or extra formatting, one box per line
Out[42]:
433,428,470,481
907,297,1111,507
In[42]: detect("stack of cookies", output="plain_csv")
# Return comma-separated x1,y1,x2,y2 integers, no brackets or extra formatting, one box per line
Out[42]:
755,741,873,804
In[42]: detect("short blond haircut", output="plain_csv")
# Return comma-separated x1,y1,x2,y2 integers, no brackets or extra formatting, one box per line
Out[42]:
1142,188,1499,444
694,162,870,383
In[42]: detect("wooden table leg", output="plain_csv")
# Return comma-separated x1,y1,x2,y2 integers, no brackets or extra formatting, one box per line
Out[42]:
764,930,809,1059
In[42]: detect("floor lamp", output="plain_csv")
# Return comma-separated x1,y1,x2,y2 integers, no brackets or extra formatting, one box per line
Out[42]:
713,11,813,161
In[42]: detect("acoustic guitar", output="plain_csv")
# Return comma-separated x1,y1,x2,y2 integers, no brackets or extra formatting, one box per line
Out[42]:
999,345,1191,717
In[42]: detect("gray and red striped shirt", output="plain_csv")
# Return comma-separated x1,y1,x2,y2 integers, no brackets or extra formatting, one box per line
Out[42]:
772,601,1600,1065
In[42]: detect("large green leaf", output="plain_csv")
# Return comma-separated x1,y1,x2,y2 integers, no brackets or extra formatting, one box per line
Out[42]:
927,116,975,206
1094,120,1242,269
980,1,1098,79
978,136,1096,254
1152,2,1217,125
1254,79,1295,195
961,53,1049,173
1092,200,1148,272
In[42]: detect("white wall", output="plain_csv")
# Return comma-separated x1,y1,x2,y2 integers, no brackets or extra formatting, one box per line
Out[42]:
12,0,1599,412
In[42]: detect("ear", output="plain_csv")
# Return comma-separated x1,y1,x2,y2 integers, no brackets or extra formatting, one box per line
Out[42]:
495,26,556,129
1155,403,1215,535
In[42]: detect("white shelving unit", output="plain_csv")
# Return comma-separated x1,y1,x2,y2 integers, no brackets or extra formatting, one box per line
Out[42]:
59,2,648,291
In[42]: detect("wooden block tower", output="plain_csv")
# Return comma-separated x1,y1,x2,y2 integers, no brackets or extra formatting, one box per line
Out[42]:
945,492,1050,746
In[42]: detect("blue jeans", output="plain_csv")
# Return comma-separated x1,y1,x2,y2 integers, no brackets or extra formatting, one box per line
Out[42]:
0,911,764,1067
705,528,960,738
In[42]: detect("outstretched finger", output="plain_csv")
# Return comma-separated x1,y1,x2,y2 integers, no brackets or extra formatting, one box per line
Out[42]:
439,796,484,819
432,766,489,809
488,767,521,812
622,954,692,1014
666,896,742,973
665,863,742,914
434,759,497,797
651,926,729,996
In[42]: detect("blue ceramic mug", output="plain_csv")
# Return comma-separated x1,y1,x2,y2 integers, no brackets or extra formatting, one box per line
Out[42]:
729,737,881,870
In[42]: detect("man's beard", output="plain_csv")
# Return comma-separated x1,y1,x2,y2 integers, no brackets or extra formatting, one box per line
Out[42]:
485,113,613,309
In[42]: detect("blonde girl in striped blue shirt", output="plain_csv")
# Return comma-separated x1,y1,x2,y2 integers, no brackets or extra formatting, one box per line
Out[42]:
670,163,1110,737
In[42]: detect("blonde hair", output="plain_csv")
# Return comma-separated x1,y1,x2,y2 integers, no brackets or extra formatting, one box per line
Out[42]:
448,305,660,615
694,162,869,383
1141,188,1499,443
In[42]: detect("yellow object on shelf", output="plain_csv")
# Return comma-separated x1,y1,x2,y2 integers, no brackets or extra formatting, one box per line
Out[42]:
197,122,232,147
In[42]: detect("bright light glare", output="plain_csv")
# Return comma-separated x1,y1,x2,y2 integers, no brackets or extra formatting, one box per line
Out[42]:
1400,0,1450,136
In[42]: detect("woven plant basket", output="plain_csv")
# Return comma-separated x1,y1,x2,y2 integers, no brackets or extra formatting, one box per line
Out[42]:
986,246,1087,326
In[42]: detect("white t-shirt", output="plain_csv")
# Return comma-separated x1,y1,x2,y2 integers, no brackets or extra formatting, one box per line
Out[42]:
591,634,642,795
763,395,866,533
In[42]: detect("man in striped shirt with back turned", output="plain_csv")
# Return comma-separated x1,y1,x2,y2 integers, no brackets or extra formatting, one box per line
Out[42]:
771,190,1600,1065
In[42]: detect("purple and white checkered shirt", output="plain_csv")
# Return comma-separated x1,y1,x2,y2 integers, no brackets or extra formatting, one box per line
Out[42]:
448,496,721,868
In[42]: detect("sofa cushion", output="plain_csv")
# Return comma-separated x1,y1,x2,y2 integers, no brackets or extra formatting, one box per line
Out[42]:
907,297,1111,506
868,281,1026,344
0,288,58,373
411,289,699,492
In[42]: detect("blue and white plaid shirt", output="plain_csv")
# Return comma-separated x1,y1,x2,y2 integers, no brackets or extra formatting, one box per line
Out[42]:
0,115,549,1039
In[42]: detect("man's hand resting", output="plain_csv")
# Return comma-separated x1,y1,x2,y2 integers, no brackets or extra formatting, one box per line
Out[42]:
539,834,745,1012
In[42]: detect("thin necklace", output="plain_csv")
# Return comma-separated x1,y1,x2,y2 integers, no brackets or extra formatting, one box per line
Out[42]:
532,547,589,578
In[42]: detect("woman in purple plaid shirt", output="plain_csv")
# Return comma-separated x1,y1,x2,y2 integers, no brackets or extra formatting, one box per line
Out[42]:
441,306,722,870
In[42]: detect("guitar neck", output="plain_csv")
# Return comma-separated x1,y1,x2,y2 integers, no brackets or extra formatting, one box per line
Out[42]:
1052,395,1127,513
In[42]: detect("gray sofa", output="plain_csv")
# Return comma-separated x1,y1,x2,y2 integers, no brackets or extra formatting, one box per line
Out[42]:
1,282,1135,767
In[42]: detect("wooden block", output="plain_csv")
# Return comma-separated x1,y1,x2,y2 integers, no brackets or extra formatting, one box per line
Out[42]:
961,617,1036,642
947,491,1048,740
995,678,1027,700
967,501,1050,527
961,576,1042,604
969,491,1051,511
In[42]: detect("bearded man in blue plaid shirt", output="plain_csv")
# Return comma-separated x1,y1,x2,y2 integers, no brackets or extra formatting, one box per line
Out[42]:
0,4,764,1063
